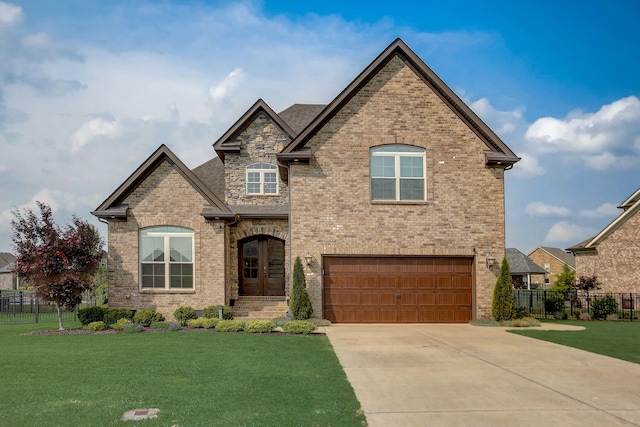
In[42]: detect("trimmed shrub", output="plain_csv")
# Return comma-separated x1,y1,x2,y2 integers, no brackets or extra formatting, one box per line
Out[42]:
83,321,106,331
215,319,245,332
173,306,198,326
111,317,132,331
187,318,218,328
282,320,317,335
244,320,276,333
103,308,133,327
289,256,313,320
203,305,234,320
545,291,566,314
592,294,618,320
491,257,516,321
150,321,171,329
510,317,541,327
124,322,144,333
168,322,182,332
133,308,165,327
578,312,592,321
78,306,108,326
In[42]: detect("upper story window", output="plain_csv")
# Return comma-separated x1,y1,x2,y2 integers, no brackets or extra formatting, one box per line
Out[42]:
370,145,426,201
246,163,278,195
140,226,193,289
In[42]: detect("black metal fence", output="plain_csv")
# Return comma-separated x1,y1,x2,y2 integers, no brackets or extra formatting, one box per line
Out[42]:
0,290,99,325
515,289,639,321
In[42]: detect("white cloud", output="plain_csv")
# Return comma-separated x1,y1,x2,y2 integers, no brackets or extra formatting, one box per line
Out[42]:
0,188,82,233
579,203,619,219
526,96,640,152
209,68,245,101
526,201,570,217
0,1,22,27
71,117,120,152
509,152,545,178
544,221,596,245
469,97,524,135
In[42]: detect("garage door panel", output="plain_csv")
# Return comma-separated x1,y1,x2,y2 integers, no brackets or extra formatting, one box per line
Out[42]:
323,256,473,323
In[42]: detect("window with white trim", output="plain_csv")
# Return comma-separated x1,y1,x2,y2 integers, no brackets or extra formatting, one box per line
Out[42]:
370,145,426,201
140,226,193,289
246,163,278,195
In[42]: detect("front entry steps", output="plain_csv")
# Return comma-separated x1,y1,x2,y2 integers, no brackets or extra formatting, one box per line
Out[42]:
232,296,289,320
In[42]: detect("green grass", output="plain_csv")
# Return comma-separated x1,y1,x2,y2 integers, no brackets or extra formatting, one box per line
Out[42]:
0,323,366,426
510,320,640,364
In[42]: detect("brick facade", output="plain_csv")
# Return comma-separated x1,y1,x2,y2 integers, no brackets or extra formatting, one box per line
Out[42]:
107,161,226,320
575,212,640,294
528,248,573,288
289,56,505,318
96,39,517,321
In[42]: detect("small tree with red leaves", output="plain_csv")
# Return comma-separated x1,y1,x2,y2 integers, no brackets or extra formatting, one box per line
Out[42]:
11,202,103,330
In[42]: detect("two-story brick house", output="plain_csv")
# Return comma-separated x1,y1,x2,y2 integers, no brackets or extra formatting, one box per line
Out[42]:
93,38,519,322
568,187,640,293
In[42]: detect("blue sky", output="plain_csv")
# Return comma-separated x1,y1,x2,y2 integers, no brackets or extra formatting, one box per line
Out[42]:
1,0,639,255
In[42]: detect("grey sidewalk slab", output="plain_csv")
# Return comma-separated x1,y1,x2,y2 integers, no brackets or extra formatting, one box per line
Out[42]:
325,324,640,427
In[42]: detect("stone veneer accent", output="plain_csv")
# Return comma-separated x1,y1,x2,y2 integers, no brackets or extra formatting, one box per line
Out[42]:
227,219,289,300
288,56,505,319
224,112,290,205
575,212,640,294
107,160,226,321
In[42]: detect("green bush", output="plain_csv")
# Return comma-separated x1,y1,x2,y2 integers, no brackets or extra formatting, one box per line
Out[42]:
168,322,182,332
103,308,133,326
545,290,566,313
133,308,165,326
215,319,245,332
188,318,220,329
150,321,171,329
591,294,618,320
173,306,198,326
123,322,144,333
244,320,276,333
77,306,108,326
202,305,234,320
492,257,516,321
290,257,313,320
83,321,106,331
111,317,132,331
282,320,317,335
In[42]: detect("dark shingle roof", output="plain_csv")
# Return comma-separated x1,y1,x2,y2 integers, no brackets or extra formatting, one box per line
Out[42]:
506,248,547,275
278,104,326,134
228,204,289,219
0,253,15,269
192,156,225,199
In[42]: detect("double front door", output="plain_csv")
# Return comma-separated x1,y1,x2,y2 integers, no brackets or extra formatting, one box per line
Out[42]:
239,236,285,296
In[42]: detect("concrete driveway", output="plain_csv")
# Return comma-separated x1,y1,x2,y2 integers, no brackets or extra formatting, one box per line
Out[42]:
324,324,640,427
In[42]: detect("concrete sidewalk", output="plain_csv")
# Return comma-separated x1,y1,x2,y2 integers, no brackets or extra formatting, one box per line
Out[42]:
324,324,640,427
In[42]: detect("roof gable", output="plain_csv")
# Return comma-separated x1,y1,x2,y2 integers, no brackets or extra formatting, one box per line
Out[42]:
530,247,575,269
92,145,230,219
213,99,296,161
568,188,640,253
279,38,519,168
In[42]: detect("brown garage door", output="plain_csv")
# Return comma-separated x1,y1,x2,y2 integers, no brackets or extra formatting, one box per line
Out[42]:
323,256,473,323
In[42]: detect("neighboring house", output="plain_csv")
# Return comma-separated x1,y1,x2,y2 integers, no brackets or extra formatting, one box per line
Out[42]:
528,246,575,288
0,252,16,290
568,187,640,294
93,39,519,323
506,248,547,290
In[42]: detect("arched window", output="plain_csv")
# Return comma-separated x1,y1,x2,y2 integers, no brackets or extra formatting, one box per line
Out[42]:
140,226,193,289
370,145,426,201
246,163,278,195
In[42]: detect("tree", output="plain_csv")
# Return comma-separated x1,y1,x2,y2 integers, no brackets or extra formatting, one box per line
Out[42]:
576,275,601,297
491,257,516,321
550,264,576,300
11,202,103,330
289,256,313,320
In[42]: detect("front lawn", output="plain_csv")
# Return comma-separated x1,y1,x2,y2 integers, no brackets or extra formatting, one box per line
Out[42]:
0,322,366,426
509,320,640,364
